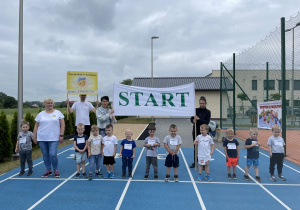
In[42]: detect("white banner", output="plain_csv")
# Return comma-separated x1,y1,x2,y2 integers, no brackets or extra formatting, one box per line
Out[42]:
113,83,195,116
257,100,282,130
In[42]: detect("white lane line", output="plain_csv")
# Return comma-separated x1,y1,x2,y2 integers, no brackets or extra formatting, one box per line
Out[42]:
259,152,300,174
180,148,206,210
115,147,145,210
216,149,291,210
27,162,88,210
0,146,73,184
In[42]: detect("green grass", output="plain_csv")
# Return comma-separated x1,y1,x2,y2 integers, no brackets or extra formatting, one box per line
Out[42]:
117,117,153,124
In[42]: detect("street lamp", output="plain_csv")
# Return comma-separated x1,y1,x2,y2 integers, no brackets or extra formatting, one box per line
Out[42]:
151,36,159,88
151,36,159,122
285,22,300,117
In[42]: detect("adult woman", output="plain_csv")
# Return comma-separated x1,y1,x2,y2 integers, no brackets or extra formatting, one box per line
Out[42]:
33,98,65,178
96,96,116,137
190,96,211,168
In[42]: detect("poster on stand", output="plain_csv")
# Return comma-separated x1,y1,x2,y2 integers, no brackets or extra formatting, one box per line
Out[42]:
257,100,282,130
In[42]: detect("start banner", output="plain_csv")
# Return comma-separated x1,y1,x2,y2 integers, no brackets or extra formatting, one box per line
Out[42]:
113,83,195,116
67,71,98,95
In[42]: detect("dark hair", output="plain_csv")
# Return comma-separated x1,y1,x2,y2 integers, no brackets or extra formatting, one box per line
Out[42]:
148,124,156,131
20,121,30,128
101,96,109,102
199,96,207,103
105,124,113,129
169,124,177,130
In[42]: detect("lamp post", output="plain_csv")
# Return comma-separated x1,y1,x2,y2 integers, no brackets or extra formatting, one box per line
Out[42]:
285,22,300,117
151,36,159,88
151,36,159,122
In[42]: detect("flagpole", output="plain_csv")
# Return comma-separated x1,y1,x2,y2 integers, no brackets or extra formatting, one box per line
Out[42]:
17,0,23,133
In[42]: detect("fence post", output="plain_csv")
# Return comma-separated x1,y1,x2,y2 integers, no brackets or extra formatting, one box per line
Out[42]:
233,53,236,134
266,62,269,101
281,17,287,155
220,62,223,129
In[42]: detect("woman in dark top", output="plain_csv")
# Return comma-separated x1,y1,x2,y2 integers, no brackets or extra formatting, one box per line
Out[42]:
190,96,211,168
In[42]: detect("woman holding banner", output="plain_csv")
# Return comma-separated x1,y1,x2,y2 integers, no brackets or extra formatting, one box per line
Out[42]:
190,96,211,168
33,98,65,178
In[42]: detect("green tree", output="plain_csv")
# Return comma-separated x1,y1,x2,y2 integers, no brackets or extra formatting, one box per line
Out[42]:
121,79,132,85
90,111,97,126
0,110,13,162
11,112,18,154
270,93,281,101
3,96,17,108
237,93,248,117
63,113,73,136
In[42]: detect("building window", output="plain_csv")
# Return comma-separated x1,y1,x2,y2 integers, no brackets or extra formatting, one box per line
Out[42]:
252,80,257,90
278,80,290,90
252,100,257,107
294,80,300,90
264,80,275,90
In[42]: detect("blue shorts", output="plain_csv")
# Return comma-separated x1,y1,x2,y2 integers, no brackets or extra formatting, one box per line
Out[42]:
164,154,179,168
246,158,259,167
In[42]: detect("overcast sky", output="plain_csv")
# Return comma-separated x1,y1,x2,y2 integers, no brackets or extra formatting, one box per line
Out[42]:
0,0,299,102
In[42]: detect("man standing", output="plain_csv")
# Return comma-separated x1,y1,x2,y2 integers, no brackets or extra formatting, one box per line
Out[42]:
67,95,96,137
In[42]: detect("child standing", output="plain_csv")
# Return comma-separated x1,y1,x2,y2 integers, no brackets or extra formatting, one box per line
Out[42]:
102,124,118,179
268,125,286,182
73,123,88,179
118,129,136,179
15,121,36,176
144,124,160,180
244,128,261,182
163,124,182,182
223,128,239,180
194,124,214,182
87,125,103,180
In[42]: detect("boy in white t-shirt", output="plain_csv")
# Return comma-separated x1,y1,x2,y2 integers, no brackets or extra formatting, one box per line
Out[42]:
194,124,214,182
102,124,118,179
87,125,103,180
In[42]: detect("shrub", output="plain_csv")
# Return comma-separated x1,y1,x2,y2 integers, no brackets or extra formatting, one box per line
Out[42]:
0,110,13,162
10,112,18,154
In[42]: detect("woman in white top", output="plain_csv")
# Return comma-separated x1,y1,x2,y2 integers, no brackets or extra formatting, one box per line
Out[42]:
33,98,65,178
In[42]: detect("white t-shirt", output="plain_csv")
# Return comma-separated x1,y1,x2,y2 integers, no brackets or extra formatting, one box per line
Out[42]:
196,134,214,157
102,135,118,156
71,101,94,126
35,110,64,141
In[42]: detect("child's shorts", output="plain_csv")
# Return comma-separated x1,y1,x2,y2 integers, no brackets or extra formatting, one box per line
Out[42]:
164,154,179,168
198,155,211,165
75,152,87,164
246,158,259,166
226,157,238,167
103,156,116,165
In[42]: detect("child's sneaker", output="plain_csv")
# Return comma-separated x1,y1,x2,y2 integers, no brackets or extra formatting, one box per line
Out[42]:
19,170,25,176
197,174,202,181
144,174,149,180
278,174,286,181
88,173,93,180
255,176,261,182
82,173,87,179
104,172,110,179
270,175,276,182
74,172,80,179
227,173,231,179
154,174,158,180
27,170,33,176
244,174,250,181
54,170,60,178
96,171,103,177
174,175,179,182
110,172,115,179
232,173,237,180
205,174,212,182
122,174,126,179
128,173,132,178
42,170,52,178
164,174,170,182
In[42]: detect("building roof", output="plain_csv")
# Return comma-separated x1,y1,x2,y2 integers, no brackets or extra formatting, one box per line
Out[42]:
132,77,232,90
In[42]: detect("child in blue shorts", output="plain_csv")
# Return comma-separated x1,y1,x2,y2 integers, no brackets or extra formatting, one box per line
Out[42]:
163,124,182,182
244,128,261,182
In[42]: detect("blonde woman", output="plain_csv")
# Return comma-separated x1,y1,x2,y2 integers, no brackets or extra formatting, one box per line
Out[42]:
33,98,65,178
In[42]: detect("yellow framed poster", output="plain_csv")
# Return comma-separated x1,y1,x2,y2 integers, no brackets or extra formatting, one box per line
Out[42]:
67,71,98,95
